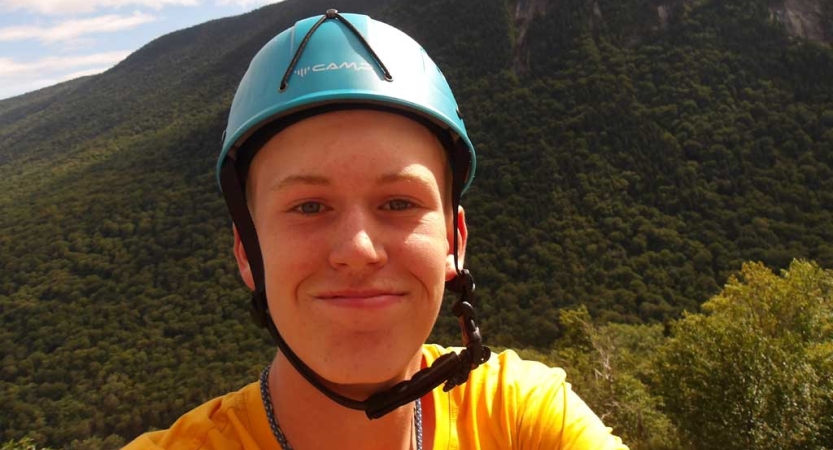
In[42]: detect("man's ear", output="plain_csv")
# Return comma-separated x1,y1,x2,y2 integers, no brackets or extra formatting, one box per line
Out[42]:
446,205,468,281
233,225,256,291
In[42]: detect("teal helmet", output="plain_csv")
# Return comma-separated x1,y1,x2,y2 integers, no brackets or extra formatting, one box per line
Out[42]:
218,10,489,419
217,9,476,193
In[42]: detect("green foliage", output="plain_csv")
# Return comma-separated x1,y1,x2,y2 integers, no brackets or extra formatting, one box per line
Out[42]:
544,308,680,450
1,0,832,446
440,0,833,348
1,438,54,450
653,260,833,450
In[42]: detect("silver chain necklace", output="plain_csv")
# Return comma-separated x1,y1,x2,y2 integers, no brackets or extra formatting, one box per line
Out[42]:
259,365,423,450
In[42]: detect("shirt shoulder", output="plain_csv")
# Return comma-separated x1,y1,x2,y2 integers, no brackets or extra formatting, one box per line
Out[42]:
423,344,628,450
122,381,271,450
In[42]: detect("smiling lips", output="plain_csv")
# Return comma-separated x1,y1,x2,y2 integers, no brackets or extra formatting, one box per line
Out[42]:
315,289,407,309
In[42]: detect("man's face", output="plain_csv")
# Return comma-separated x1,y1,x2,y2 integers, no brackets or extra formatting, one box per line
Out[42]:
235,109,465,388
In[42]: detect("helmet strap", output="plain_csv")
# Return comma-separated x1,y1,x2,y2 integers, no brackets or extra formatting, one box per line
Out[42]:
280,10,392,92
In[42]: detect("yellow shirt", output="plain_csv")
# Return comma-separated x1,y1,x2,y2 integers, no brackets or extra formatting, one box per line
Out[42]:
124,345,628,450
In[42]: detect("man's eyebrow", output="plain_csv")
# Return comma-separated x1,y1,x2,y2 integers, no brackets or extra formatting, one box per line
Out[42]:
271,174,330,191
377,171,434,185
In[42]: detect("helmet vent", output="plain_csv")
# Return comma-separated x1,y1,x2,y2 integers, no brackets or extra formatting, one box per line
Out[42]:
279,9,393,92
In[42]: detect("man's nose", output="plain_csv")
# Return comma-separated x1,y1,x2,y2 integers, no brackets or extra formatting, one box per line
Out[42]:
328,207,387,269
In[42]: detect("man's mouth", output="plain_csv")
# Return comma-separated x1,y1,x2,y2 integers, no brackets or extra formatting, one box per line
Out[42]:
315,289,407,308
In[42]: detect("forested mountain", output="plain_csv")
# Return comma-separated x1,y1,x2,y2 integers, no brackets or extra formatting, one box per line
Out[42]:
1,0,832,447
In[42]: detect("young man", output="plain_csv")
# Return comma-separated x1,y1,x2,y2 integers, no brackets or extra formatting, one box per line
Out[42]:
125,10,627,450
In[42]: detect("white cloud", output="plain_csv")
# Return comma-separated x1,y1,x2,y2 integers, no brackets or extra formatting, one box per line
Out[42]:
0,12,156,43
0,66,112,99
215,0,285,8
56,37,99,51
0,0,197,15
0,51,129,77
0,52,128,99
0,77,62,99
61,66,111,79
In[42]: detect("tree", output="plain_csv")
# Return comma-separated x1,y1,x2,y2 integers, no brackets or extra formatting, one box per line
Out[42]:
1,438,55,450
540,307,680,450
653,260,833,450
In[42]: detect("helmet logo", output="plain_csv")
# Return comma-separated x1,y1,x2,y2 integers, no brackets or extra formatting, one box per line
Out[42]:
293,61,374,78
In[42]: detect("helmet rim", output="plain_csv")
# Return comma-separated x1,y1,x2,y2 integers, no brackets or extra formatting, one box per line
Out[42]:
218,89,476,194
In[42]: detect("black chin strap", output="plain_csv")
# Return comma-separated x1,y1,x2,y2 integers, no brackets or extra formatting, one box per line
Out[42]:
254,269,489,419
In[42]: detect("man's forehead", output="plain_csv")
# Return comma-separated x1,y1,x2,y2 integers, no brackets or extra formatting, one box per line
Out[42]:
242,109,453,198
267,168,439,192
252,110,448,165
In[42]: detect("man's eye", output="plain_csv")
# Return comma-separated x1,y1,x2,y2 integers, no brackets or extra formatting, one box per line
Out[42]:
384,199,414,211
293,202,323,214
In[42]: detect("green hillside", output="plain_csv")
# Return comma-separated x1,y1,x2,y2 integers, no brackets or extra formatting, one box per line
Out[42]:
1,0,832,447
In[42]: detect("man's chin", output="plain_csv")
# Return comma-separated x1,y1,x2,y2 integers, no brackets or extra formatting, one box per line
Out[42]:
314,352,424,399
320,377,401,400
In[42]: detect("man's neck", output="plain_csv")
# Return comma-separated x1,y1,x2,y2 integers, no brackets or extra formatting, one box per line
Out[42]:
267,351,429,450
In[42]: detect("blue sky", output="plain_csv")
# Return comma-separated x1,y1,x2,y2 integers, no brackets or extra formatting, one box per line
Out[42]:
0,0,286,100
